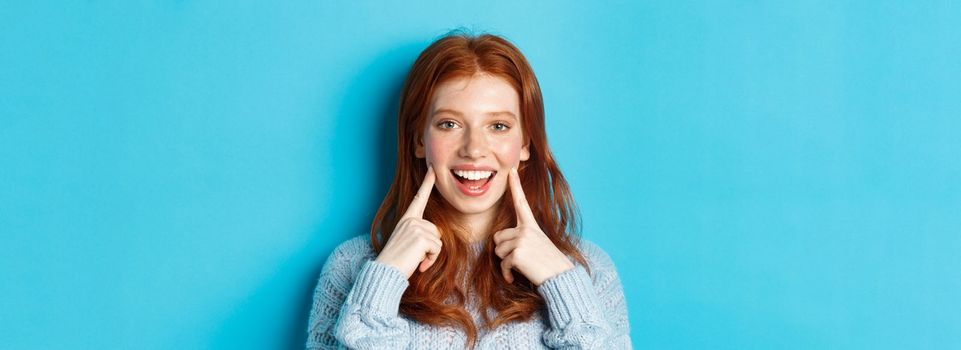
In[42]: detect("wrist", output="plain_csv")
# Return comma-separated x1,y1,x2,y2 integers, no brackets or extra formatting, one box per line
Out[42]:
535,258,575,286
375,256,411,278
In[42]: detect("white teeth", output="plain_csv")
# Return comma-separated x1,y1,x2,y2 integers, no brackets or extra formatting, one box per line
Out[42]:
452,170,494,180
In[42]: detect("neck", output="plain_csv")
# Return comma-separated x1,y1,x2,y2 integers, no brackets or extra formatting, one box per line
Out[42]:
458,206,498,243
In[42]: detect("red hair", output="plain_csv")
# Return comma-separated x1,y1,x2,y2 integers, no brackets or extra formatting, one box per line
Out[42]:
369,31,589,348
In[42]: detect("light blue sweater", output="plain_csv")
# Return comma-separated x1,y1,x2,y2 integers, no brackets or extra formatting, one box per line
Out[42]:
306,235,631,349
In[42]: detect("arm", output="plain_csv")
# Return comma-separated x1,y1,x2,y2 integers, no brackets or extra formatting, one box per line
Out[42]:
538,241,632,349
310,168,439,349
334,259,412,349
306,238,412,350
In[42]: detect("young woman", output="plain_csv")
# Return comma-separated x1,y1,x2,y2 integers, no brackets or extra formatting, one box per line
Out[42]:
307,32,631,349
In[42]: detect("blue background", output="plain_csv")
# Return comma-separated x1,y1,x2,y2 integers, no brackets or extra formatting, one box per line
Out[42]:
2,1,959,349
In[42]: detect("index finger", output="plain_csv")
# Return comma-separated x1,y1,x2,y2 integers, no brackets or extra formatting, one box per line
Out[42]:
402,165,436,219
509,167,537,225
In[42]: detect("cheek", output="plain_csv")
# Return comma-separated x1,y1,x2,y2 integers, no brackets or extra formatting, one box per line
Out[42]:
423,138,451,164
492,140,525,165
423,134,526,166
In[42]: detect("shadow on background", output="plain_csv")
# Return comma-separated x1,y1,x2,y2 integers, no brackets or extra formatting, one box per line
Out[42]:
209,41,426,349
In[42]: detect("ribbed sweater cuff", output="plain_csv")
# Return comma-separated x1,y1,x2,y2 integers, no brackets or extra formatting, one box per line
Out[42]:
348,260,409,316
537,265,604,327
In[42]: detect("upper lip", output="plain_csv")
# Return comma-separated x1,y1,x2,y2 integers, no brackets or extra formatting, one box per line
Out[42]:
450,164,497,172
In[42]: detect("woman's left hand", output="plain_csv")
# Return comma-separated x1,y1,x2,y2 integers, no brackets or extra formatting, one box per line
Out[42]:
493,167,575,286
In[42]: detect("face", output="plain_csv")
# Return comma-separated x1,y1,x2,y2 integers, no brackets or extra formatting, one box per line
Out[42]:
415,74,530,222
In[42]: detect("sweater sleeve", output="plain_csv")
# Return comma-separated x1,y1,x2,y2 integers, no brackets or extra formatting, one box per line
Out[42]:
537,240,632,349
306,236,412,350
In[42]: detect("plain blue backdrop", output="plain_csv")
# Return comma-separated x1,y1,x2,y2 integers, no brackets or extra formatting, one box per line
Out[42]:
2,1,959,349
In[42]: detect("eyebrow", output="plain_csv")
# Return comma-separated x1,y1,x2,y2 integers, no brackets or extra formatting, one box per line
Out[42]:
431,108,517,121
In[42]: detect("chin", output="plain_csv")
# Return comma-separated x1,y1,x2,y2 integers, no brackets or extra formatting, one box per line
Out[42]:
450,200,497,215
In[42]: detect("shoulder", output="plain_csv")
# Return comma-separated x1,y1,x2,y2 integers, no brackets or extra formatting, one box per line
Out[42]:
574,238,616,268
319,234,377,279
332,234,376,258
572,238,621,281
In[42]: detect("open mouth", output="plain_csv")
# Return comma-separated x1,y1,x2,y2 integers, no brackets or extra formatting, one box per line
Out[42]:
450,169,496,193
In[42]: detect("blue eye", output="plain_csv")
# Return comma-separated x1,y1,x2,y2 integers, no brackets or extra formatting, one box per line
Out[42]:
438,121,457,129
492,123,510,131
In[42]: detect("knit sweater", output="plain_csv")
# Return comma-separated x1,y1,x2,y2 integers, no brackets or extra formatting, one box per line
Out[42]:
306,234,631,349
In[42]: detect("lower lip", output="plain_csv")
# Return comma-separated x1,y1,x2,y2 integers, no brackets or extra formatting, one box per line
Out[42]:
452,172,496,197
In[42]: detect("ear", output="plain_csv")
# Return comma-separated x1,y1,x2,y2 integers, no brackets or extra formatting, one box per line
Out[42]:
415,137,426,159
520,139,530,161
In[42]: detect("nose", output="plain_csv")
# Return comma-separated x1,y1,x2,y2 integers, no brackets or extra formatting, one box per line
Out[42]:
458,127,488,159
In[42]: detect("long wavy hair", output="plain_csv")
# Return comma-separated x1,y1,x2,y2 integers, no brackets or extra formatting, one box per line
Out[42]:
369,31,589,348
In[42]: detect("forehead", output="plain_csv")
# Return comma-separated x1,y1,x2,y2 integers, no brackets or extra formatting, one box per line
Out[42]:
429,74,520,117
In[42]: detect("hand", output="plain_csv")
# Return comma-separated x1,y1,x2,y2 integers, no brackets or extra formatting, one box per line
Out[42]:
375,165,443,279
493,167,575,286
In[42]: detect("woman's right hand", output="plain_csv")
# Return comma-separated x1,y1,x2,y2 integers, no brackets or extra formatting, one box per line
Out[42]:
375,165,443,279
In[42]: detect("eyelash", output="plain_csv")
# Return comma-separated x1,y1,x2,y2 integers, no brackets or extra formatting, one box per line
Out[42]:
437,120,511,132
